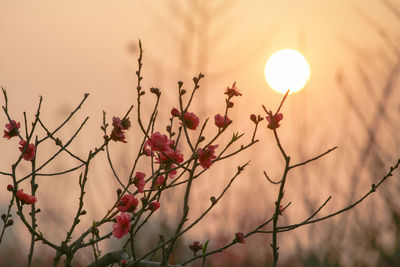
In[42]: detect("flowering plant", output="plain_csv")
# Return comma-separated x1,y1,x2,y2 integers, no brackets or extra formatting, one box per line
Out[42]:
0,41,399,267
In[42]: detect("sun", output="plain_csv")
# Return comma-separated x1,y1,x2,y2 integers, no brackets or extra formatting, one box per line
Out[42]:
264,49,310,94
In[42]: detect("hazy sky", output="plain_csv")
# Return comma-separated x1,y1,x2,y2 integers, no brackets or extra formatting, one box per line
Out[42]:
1,1,399,265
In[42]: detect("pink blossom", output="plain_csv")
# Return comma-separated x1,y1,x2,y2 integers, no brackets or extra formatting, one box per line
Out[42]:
171,107,180,117
198,145,218,169
154,175,165,188
112,212,131,239
110,116,129,143
16,189,37,205
19,140,35,161
235,232,245,244
133,172,146,193
3,120,20,139
224,82,242,97
157,148,184,165
144,132,173,153
214,114,232,128
149,201,160,211
181,111,199,130
266,113,283,130
118,194,139,212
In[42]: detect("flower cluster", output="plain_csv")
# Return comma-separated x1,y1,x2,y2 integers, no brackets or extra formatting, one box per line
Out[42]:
214,114,232,128
112,212,131,239
16,189,37,205
19,140,36,161
197,145,218,169
171,108,200,130
117,194,139,212
145,132,184,177
3,120,20,139
266,113,283,130
225,82,242,97
110,116,131,143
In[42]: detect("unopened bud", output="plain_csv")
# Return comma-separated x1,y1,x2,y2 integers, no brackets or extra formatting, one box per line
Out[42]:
210,196,217,205
178,81,183,87
1,214,6,221
250,114,257,123
7,219,13,226
171,108,180,117
7,184,13,192
116,188,122,196
180,89,186,95
150,87,160,95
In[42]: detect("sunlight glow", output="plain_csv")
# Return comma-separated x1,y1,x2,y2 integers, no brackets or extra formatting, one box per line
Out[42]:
264,49,310,94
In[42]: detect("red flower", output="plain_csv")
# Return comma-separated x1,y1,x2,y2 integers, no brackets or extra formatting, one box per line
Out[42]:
266,113,283,130
154,175,165,188
189,241,202,253
16,189,37,205
118,195,139,212
171,107,180,117
112,212,131,239
181,111,199,130
19,140,35,161
149,201,160,211
157,148,184,165
144,132,173,153
235,232,245,244
3,120,20,139
198,145,218,169
133,172,146,193
110,116,129,143
224,82,242,97
214,114,232,128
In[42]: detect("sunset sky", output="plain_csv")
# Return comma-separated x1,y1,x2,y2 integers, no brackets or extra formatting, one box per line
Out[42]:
1,1,399,266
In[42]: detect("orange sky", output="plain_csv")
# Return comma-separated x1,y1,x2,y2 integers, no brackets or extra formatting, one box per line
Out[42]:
1,1,399,265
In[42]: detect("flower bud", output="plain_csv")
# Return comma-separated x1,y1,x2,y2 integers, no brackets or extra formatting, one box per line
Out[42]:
7,184,13,192
250,114,257,123
171,108,180,117
7,219,14,226
116,188,122,196
150,87,160,95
